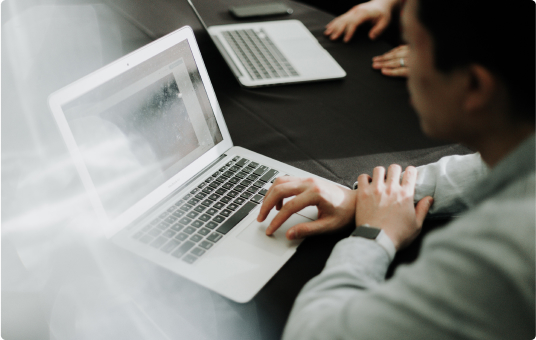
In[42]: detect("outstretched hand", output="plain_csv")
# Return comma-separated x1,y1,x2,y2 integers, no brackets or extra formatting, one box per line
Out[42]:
324,0,398,42
257,177,357,240
356,165,434,250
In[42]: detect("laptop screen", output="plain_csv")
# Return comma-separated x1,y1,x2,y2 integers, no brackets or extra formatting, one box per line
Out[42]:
61,39,223,219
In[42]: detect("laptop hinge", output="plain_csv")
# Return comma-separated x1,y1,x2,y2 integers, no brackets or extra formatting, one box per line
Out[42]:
127,153,229,229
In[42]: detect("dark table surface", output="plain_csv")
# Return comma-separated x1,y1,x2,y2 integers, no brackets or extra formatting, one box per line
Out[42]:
2,0,470,339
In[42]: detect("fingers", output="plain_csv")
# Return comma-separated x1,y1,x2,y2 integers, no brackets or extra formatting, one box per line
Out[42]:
285,218,334,240
415,196,434,226
380,67,408,78
266,194,317,236
371,166,386,187
373,45,408,62
257,177,300,222
369,17,389,40
343,23,359,43
401,166,417,189
386,164,402,188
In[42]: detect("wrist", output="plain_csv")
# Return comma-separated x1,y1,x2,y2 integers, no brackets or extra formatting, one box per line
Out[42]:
350,224,396,261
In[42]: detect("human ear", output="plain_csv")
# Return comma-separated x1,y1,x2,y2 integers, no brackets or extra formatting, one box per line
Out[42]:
463,64,497,114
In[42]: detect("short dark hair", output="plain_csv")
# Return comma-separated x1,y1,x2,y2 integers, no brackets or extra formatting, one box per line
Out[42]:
416,0,535,122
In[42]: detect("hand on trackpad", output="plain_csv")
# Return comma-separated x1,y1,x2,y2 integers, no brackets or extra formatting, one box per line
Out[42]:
236,209,311,256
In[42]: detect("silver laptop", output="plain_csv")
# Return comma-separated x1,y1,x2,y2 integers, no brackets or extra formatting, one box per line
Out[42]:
187,0,346,87
48,26,340,303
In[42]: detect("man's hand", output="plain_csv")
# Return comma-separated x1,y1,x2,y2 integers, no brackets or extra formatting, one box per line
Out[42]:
356,165,434,250
324,0,399,42
257,177,357,240
372,44,409,77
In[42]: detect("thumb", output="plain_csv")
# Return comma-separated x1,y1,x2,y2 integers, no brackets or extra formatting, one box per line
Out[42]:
369,17,389,40
415,196,434,226
286,219,328,240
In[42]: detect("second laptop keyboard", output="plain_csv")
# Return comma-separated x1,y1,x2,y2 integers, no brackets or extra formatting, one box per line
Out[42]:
221,29,299,80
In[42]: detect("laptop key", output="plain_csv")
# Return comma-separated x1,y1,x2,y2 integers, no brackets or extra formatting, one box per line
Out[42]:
199,214,211,221
172,210,185,218
188,198,200,205
198,228,210,236
235,172,247,179
175,233,188,241
190,234,203,243
140,235,154,244
206,222,218,229
191,248,205,257
191,220,204,228
247,186,258,194
194,205,206,213
241,192,253,199
233,156,240,161
220,196,232,204
149,228,162,237
182,254,198,264
201,199,214,207
179,217,192,225
215,188,227,195
165,216,177,224
206,208,217,216
213,215,225,223
207,233,223,243
180,204,193,212
259,169,279,182
170,223,184,232
251,194,263,204
233,185,246,192
199,240,214,250
172,241,195,258
216,202,257,235
228,203,239,210
236,158,249,167
150,236,168,249
234,198,246,205
258,188,268,196
248,162,259,168
187,211,199,219
167,206,177,213
228,177,240,184
162,230,177,238
213,202,225,209
156,221,169,230
159,211,169,219
220,209,232,217
161,239,181,254
184,226,196,235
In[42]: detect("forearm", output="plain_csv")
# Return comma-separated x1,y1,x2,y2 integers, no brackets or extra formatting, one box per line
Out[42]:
282,238,391,340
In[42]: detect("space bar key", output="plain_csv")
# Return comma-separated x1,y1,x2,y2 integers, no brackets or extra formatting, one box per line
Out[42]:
216,202,257,235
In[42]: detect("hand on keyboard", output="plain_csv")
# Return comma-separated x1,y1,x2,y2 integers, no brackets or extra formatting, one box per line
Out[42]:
258,176,357,240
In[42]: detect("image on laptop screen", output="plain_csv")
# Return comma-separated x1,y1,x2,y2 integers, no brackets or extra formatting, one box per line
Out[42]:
61,40,223,219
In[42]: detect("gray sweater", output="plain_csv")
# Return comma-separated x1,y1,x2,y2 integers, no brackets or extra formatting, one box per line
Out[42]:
283,135,535,340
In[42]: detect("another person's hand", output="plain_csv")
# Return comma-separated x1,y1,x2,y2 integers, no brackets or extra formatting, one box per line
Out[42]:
356,165,434,250
324,0,399,42
372,44,409,77
257,177,357,240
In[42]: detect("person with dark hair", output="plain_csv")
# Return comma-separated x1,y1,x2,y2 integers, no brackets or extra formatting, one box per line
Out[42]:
257,0,535,338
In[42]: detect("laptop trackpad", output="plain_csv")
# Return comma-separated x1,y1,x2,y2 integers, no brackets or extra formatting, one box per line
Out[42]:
236,209,310,256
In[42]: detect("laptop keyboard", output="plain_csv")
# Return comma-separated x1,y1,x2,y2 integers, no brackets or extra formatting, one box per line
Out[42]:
131,156,280,264
221,29,299,80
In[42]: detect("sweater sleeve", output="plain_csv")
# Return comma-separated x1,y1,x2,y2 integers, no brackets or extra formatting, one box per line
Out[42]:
413,153,488,216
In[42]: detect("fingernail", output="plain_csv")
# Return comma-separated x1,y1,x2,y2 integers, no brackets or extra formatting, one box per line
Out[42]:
288,229,295,240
